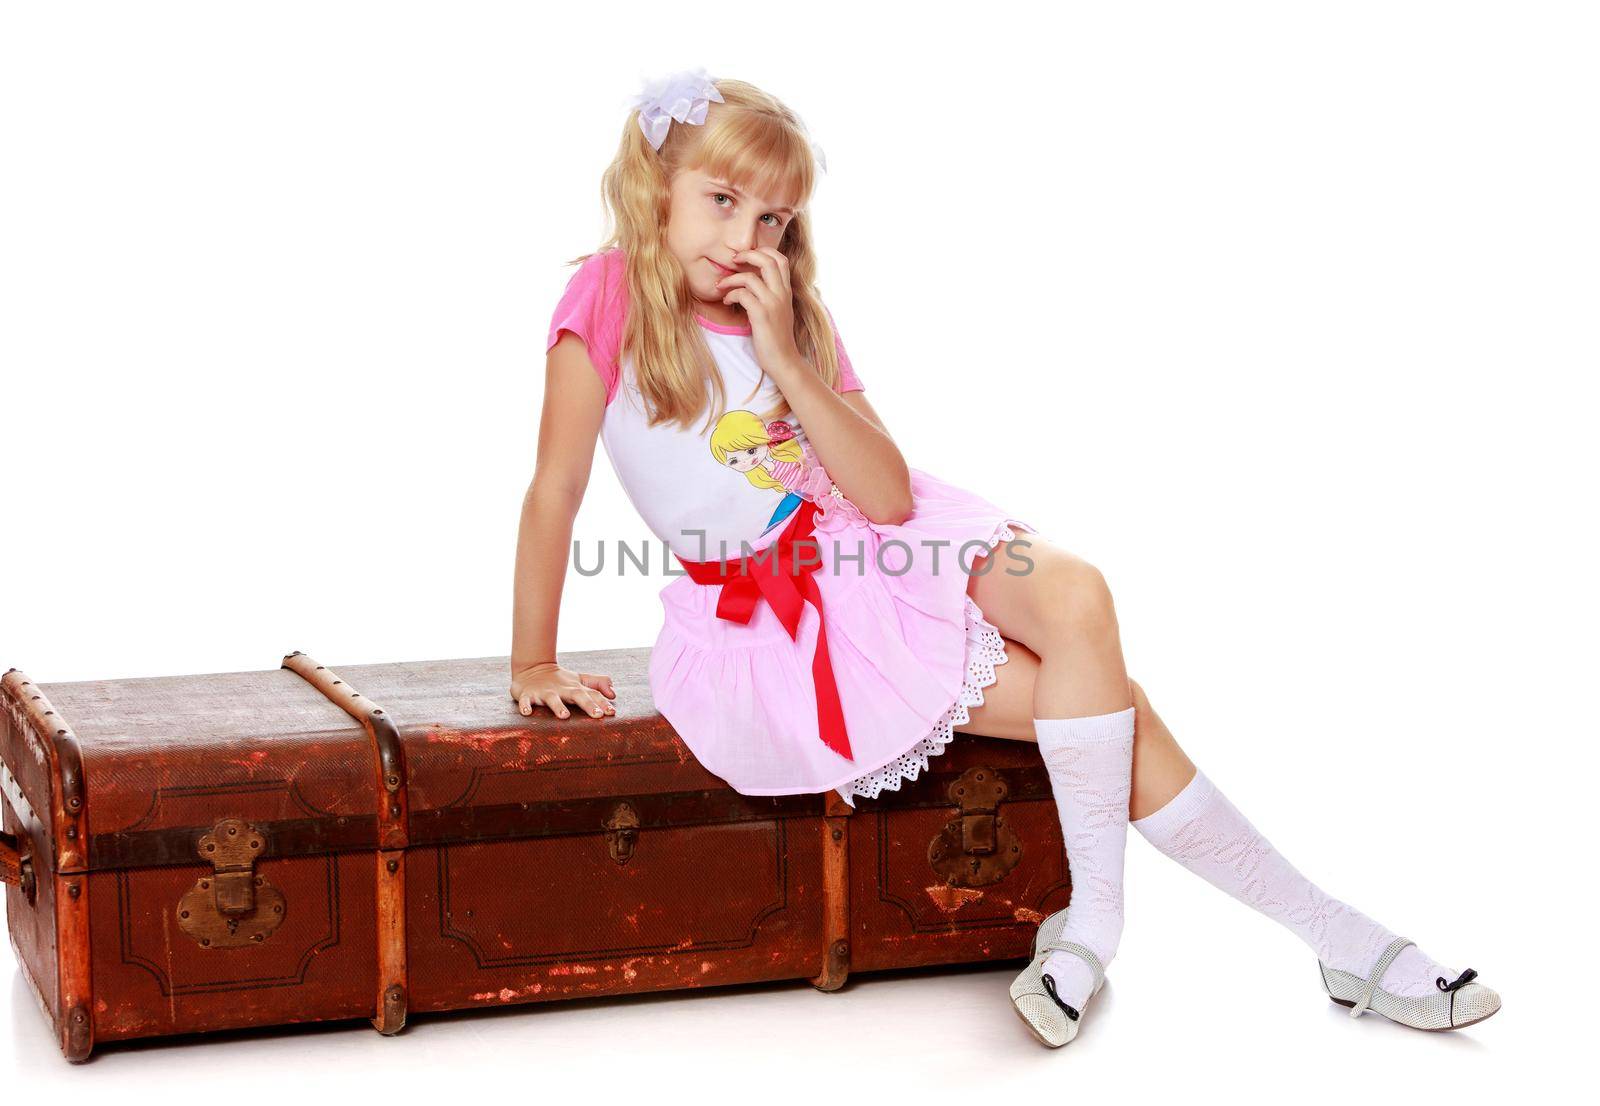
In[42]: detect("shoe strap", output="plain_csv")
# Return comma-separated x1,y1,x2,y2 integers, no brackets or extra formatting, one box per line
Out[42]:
1039,937,1105,994
1350,936,1415,1018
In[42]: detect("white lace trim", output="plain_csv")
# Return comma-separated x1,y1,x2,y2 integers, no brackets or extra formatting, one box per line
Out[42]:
833,522,1024,807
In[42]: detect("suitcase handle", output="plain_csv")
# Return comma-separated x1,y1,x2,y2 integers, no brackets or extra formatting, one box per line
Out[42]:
0,829,35,900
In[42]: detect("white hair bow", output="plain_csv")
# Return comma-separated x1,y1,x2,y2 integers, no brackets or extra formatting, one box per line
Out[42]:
630,67,829,175
631,67,725,151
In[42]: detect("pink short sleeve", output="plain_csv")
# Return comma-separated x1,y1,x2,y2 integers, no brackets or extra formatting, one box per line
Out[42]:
546,248,627,405
825,305,864,393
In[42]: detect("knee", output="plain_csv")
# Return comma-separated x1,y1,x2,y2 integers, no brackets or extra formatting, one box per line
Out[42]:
1036,554,1119,641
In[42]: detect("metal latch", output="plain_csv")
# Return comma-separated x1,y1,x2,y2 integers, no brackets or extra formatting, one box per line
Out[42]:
604,801,640,865
927,767,1023,887
177,817,287,948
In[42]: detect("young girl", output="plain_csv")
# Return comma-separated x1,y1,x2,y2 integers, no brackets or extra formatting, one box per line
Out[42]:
510,69,1500,1047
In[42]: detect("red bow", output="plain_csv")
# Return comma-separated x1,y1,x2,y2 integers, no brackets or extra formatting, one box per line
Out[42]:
675,498,854,762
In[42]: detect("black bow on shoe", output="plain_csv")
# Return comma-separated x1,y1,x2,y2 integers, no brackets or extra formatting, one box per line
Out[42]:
1436,968,1478,992
1040,972,1081,1021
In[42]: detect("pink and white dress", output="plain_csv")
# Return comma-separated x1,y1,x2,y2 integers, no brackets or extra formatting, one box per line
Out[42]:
546,247,1041,806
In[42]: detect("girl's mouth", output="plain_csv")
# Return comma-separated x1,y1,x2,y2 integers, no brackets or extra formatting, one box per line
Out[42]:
707,258,736,276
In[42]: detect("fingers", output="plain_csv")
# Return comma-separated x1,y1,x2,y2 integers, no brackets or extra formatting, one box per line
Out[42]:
733,247,789,282
715,271,771,308
728,249,788,299
516,679,616,721
579,673,618,700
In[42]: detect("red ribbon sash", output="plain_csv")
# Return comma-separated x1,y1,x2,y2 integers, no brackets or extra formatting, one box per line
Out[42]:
674,498,854,762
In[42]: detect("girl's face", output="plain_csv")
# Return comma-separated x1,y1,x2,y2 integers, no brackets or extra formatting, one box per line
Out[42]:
723,442,771,473
666,167,796,323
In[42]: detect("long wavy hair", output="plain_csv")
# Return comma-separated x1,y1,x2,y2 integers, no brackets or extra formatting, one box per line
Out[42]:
565,78,842,434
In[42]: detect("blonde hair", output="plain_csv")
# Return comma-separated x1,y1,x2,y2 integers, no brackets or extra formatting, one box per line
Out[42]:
565,78,843,434
709,410,804,492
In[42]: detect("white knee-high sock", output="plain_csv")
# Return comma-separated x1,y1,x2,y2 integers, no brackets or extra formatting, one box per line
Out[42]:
1131,768,1460,997
1033,706,1137,1011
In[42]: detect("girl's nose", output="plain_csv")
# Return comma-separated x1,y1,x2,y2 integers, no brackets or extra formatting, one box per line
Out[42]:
728,221,760,254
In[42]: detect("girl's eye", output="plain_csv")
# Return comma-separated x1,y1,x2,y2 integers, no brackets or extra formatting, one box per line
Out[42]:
713,193,783,228
747,448,756,455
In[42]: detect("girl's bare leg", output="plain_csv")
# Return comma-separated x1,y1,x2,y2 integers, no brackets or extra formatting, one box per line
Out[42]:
959,533,1195,817
956,633,1196,822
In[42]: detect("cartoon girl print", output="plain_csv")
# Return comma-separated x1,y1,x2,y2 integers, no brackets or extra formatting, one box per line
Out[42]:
709,409,823,535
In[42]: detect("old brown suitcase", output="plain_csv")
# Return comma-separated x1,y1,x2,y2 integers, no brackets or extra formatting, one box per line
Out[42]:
1,648,1071,1061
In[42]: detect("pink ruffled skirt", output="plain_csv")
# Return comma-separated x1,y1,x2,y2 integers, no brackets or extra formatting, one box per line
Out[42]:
648,466,1041,806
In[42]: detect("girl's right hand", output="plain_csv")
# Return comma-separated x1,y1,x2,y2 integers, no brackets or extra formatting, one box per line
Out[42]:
510,661,617,719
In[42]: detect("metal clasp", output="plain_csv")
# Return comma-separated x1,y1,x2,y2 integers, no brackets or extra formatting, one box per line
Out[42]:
604,802,640,865
177,817,287,948
927,767,1023,888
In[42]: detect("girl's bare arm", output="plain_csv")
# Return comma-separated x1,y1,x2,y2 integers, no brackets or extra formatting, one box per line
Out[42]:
772,366,912,526
510,332,616,719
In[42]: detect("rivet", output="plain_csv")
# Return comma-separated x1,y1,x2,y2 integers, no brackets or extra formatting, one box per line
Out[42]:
68,883,80,899
251,933,264,942
830,828,842,841
386,859,398,873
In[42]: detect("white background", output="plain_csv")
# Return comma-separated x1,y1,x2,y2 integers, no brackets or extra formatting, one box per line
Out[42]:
2,0,1593,1099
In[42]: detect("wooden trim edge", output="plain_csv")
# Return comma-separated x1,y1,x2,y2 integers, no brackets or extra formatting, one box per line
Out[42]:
2,669,94,1060
811,791,853,991
281,652,409,1036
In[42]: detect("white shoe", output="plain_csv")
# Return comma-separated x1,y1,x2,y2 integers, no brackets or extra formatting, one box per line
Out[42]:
1009,908,1106,1048
1320,935,1501,1031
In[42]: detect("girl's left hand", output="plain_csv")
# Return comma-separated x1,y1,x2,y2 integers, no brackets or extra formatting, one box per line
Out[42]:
716,247,805,381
